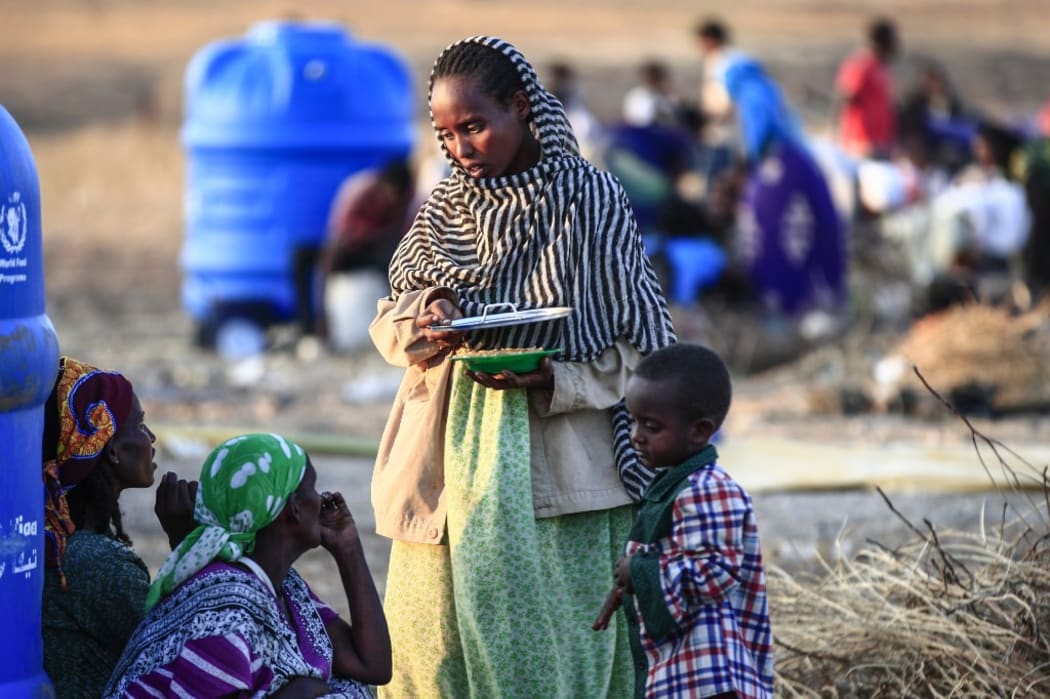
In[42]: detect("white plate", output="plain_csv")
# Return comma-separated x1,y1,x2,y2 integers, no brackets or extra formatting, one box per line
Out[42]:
429,305,573,332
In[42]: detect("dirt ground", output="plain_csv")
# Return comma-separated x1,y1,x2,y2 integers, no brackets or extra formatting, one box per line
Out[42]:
6,0,1050,620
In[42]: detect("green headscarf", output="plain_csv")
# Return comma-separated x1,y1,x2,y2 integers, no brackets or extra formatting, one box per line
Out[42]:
145,433,308,610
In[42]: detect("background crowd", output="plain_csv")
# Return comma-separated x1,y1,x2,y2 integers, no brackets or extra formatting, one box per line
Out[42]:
310,15,1050,357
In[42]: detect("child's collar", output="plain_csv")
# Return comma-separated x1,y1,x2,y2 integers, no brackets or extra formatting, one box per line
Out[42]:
641,444,719,502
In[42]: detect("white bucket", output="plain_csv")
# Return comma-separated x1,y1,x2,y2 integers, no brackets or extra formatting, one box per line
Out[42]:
325,270,390,353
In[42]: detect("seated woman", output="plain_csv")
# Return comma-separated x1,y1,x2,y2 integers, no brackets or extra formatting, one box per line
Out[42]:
104,433,391,698
42,356,194,698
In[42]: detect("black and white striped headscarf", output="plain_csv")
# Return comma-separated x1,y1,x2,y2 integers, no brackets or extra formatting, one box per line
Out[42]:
388,36,675,499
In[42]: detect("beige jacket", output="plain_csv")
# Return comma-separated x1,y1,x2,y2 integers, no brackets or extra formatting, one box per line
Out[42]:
369,287,642,544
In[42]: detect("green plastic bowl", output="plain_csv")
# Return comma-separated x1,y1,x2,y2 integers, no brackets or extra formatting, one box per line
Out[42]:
453,348,560,374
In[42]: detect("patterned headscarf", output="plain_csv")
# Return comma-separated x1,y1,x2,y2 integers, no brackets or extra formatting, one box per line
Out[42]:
146,433,308,610
42,356,134,576
387,36,676,498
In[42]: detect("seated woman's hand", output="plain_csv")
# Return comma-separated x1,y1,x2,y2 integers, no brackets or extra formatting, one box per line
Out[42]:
466,357,554,391
155,472,199,550
318,492,362,556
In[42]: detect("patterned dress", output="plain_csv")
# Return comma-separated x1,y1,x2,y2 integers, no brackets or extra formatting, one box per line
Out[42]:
103,562,371,698
382,372,635,698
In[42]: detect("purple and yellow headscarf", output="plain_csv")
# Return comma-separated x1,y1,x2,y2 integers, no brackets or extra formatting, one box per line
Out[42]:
42,356,134,578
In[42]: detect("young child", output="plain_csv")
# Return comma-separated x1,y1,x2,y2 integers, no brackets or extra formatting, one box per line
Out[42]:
595,343,774,698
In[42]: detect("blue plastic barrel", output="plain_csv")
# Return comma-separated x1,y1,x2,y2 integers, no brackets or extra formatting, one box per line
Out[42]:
0,104,60,698
181,20,415,334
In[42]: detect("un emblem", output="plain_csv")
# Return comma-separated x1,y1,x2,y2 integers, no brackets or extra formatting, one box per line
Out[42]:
1,192,28,254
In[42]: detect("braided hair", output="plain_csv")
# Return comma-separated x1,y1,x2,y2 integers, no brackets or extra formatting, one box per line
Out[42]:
431,40,525,107
65,461,132,547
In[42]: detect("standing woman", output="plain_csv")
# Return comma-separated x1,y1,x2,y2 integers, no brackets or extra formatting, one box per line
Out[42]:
42,356,193,698
369,36,675,698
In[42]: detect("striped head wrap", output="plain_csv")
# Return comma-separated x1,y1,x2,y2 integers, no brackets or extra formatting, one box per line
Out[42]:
145,433,308,610
388,36,676,498
42,356,134,578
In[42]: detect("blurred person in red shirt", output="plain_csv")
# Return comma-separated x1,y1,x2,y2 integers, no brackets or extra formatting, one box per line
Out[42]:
835,18,900,159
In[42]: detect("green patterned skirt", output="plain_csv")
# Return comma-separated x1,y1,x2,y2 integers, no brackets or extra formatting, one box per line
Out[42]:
380,370,634,699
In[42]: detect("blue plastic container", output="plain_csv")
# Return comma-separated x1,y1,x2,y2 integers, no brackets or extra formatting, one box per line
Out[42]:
0,104,60,698
664,238,726,305
642,234,726,306
181,20,415,333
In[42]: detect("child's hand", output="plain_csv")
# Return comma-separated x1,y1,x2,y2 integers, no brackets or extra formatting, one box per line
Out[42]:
592,586,623,631
614,555,635,594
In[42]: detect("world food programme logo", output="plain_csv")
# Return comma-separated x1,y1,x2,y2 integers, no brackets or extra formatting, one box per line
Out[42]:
1,192,28,254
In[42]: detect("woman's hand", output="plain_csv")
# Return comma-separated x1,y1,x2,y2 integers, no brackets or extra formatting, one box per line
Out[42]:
614,554,635,594
320,494,393,685
319,491,362,556
155,472,198,550
466,357,554,391
417,298,466,350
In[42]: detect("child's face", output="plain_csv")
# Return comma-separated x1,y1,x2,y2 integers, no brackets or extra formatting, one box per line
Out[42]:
625,376,711,470
431,75,534,179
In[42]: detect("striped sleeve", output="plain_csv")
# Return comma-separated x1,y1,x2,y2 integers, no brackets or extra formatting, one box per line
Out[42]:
612,402,656,501
125,633,272,698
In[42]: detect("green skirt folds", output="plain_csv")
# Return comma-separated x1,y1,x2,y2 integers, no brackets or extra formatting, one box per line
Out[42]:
380,370,634,699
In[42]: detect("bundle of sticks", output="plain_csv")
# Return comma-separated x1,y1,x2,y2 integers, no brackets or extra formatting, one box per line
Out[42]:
889,300,1050,410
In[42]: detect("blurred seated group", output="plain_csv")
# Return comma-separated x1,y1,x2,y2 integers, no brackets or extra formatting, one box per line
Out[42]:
873,123,1030,303
551,15,1050,334
836,90,1050,316
581,18,847,327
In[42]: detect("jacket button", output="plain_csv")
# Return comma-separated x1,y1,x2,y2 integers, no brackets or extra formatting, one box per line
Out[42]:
428,527,439,539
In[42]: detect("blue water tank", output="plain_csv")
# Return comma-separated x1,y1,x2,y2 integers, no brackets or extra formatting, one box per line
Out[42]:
0,104,60,697
181,20,415,333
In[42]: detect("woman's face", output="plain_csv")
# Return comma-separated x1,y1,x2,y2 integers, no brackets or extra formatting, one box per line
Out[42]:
295,460,323,548
430,75,538,178
108,394,157,491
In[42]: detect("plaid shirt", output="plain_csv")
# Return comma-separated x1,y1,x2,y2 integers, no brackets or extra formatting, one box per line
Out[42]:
625,449,774,698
